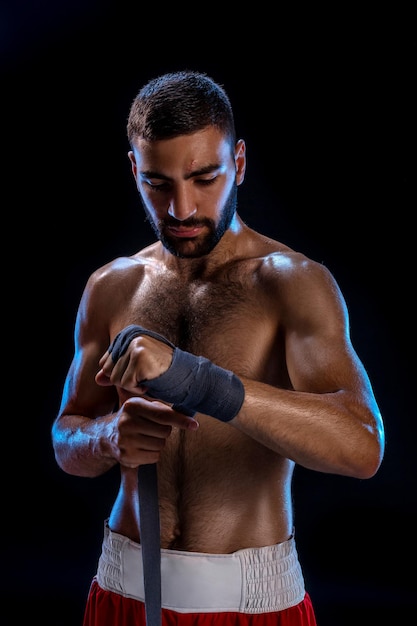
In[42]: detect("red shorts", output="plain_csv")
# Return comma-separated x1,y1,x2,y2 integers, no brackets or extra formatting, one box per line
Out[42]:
83,524,317,625
83,581,317,625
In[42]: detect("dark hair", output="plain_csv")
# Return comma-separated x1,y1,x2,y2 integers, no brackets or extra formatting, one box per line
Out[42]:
127,70,236,147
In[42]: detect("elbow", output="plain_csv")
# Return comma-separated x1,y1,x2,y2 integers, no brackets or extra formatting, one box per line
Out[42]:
51,428,105,479
360,444,385,479
53,444,106,478
355,454,383,480
341,452,382,480
51,426,78,476
347,426,385,480
52,442,81,477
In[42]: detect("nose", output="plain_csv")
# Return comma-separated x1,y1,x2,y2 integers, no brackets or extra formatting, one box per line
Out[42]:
167,186,197,221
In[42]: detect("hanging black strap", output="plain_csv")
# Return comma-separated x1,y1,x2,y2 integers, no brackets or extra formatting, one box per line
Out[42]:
108,325,197,626
138,405,195,626
137,463,162,626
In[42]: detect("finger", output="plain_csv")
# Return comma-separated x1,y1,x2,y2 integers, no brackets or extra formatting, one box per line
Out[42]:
125,397,200,430
96,351,137,389
119,450,161,468
96,352,116,386
99,351,118,376
95,369,113,386
170,406,200,430
98,350,111,368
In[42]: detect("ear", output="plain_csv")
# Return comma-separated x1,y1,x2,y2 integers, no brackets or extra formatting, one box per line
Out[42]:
128,150,138,179
234,139,246,186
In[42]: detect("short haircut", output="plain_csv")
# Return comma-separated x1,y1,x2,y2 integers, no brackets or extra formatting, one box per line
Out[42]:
127,70,236,148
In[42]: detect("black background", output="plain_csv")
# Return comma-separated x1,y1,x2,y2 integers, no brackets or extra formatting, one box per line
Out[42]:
3,3,415,624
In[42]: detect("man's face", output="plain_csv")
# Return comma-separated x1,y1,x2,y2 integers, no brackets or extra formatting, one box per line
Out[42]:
128,127,246,258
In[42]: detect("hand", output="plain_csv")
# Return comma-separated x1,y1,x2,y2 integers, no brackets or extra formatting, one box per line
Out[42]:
95,323,244,422
108,396,198,468
95,333,174,393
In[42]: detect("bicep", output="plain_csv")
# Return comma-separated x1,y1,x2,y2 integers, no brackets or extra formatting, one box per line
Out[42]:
58,277,118,419
284,264,371,396
58,342,117,419
286,326,370,395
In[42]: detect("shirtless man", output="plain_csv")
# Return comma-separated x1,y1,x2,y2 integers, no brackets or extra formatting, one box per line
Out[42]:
52,70,385,626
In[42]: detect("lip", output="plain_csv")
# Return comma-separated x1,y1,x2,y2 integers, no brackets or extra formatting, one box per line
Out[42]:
167,226,203,238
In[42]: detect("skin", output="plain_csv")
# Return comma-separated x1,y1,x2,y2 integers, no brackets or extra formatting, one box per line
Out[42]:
52,126,385,553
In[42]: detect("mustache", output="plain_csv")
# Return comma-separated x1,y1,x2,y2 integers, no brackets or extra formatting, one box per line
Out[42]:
161,216,213,229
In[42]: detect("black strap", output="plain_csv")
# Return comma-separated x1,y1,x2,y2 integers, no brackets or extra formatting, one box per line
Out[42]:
137,463,162,626
108,325,195,626
138,403,195,626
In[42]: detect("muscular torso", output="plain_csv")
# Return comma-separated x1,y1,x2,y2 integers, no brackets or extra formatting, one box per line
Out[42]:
107,244,296,553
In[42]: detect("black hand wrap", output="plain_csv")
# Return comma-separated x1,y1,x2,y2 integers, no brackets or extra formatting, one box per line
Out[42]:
109,324,176,361
108,324,245,422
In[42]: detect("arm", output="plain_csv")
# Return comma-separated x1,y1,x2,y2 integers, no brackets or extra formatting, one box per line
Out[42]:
233,258,385,479
90,257,384,481
51,266,198,478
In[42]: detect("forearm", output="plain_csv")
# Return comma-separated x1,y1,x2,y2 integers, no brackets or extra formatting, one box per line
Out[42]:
52,413,117,478
99,325,384,479
232,377,384,479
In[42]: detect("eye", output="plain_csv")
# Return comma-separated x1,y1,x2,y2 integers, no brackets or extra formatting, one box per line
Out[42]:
145,180,171,192
196,177,217,187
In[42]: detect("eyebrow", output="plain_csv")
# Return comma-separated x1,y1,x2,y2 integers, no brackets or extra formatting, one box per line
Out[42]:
140,162,224,181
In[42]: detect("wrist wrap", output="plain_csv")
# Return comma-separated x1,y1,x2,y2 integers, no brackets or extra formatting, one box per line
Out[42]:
108,324,244,422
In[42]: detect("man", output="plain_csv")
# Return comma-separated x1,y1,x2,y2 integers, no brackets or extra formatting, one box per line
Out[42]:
52,70,385,625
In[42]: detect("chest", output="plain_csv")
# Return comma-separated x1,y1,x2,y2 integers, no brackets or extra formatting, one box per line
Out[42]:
119,267,279,379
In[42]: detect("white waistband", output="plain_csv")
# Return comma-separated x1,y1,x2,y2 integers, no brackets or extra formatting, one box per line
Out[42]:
96,523,306,614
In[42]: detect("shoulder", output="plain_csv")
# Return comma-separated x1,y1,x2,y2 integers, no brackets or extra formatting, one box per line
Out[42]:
77,246,160,323
244,232,347,324
87,244,160,293
73,244,163,353
90,255,143,286
246,230,337,289
262,248,337,289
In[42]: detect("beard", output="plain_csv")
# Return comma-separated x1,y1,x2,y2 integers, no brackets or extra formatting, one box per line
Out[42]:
142,182,238,258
